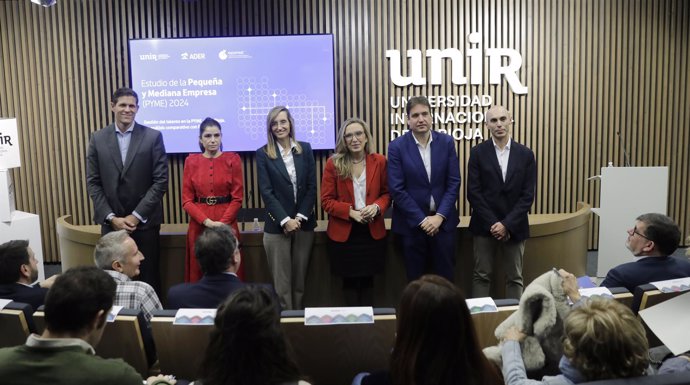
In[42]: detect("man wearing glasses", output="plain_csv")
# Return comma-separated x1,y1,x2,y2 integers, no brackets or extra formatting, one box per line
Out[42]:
600,213,690,292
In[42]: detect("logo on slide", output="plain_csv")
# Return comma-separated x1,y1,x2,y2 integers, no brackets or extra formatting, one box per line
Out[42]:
218,50,228,60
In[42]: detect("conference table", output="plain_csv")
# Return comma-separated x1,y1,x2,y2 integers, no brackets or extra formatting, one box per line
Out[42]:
57,203,591,307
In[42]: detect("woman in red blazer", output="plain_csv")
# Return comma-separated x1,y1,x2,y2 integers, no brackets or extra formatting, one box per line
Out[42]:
321,118,390,305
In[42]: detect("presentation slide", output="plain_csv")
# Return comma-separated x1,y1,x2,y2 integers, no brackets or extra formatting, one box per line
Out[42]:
129,35,336,153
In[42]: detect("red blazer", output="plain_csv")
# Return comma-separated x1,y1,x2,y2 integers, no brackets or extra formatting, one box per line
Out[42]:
321,153,391,242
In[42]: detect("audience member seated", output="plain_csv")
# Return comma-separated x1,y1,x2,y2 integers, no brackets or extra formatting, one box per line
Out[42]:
191,286,310,385
600,213,690,293
167,225,245,309
0,266,176,385
94,230,162,322
501,270,650,384
360,275,503,385
0,240,57,310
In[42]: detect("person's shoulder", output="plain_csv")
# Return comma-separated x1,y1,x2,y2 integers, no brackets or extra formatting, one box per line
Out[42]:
222,151,241,162
511,139,535,154
298,141,313,151
92,124,115,139
368,153,386,163
81,355,143,385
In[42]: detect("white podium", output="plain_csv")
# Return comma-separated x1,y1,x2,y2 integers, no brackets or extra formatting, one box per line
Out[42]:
591,166,668,276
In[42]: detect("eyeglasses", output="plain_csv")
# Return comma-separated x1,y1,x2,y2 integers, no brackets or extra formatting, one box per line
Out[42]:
344,131,365,141
627,226,652,241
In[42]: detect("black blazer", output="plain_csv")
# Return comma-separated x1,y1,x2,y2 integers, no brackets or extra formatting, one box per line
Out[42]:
0,283,48,311
467,138,536,242
600,256,690,293
255,141,317,234
166,274,246,309
86,123,168,228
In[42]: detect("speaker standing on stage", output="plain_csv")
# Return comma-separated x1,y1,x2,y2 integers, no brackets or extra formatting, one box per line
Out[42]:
182,117,244,283
468,105,536,299
256,106,316,310
321,118,390,306
86,87,168,294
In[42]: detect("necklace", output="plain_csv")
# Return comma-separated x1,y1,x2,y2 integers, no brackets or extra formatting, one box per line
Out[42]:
352,157,365,164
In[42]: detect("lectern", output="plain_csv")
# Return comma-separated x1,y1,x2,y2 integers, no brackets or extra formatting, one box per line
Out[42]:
591,166,668,276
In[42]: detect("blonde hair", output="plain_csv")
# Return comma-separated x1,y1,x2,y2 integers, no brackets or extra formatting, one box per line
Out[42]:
263,106,302,159
562,299,648,381
331,118,373,178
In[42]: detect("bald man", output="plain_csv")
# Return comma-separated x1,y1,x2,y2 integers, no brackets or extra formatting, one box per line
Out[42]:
467,106,536,299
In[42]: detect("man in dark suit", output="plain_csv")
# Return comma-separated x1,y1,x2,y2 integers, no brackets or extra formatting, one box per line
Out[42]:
167,225,246,309
0,240,57,310
600,213,690,293
468,105,536,299
86,87,168,294
388,96,462,282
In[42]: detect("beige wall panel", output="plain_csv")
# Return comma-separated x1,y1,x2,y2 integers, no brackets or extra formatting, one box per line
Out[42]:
0,0,688,262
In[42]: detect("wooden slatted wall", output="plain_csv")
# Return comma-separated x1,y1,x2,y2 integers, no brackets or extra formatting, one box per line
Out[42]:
0,0,688,262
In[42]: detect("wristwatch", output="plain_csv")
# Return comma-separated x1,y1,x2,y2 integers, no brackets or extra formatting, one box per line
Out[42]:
104,216,112,226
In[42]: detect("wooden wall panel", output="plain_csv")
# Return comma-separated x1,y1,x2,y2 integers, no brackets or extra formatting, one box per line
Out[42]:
0,0,688,262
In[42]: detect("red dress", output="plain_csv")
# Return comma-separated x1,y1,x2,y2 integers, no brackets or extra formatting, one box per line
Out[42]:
182,152,244,282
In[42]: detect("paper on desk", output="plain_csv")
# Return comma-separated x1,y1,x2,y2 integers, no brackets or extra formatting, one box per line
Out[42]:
0,298,11,311
174,308,217,325
639,291,690,355
107,306,124,322
650,277,690,293
304,306,374,325
465,297,498,314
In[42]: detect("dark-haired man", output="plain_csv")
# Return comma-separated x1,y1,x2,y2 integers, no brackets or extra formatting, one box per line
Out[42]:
0,266,142,384
167,225,246,309
388,96,462,282
600,213,690,292
86,87,168,294
0,240,57,310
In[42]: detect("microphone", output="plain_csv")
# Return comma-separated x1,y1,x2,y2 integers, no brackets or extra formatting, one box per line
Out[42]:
616,131,632,167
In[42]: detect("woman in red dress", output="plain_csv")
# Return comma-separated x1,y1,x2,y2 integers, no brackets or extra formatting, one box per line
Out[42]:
182,117,244,282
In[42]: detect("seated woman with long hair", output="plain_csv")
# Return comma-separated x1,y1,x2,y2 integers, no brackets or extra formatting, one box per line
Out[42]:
361,275,503,385
502,271,650,384
193,286,310,385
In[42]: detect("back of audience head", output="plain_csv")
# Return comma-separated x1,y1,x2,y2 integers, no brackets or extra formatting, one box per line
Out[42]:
390,274,502,385
636,213,681,256
199,285,300,385
195,224,239,275
44,266,116,340
0,239,33,284
563,299,648,380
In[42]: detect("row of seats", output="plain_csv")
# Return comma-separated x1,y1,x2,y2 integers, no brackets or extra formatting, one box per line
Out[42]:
0,285,682,385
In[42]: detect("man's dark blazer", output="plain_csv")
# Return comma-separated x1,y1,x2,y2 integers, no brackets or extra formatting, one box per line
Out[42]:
255,141,317,234
166,273,247,309
387,130,461,235
0,283,48,311
600,256,690,293
86,122,168,228
467,138,536,242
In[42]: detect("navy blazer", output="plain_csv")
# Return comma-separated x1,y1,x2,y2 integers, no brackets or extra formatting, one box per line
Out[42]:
467,138,536,242
256,141,317,234
600,256,690,293
387,131,461,235
166,274,246,309
86,123,168,227
0,283,48,311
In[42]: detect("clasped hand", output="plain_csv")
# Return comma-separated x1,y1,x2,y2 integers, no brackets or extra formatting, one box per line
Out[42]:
350,205,378,224
283,218,301,234
420,214,444,236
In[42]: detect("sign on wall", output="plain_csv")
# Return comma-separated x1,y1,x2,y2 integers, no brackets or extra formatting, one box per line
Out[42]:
0,118,20,170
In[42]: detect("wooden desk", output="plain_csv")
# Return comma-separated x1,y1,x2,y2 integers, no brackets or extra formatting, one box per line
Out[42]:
56,203,591,307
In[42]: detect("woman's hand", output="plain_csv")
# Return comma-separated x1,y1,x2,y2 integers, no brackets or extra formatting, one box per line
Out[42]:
283,218,301,234
359,204,379,222
503,326,526,342
203,219,225,228
349,208,365,223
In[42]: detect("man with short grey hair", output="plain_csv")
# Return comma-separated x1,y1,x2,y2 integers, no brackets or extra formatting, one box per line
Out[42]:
94,230,161,322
